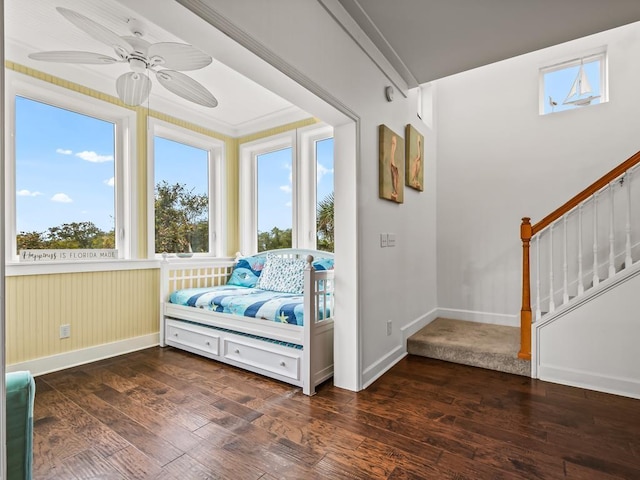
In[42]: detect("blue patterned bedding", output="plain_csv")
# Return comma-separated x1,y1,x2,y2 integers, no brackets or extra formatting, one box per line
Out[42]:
169,285,310,326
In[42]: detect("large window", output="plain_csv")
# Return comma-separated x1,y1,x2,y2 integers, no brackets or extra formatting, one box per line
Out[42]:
257,147,294,251
240,124,333,254
540,51,607,115
6,74,136,262
315,137,334,252
149,119,225,257
15,96,116,251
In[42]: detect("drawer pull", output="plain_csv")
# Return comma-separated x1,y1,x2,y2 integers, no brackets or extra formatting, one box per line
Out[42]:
234,348,240,354
206,341,210,346
280,361,286,367
174,333,178,337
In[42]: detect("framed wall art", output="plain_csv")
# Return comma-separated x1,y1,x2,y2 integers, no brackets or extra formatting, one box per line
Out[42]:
378,124,404,203
405,124,424,191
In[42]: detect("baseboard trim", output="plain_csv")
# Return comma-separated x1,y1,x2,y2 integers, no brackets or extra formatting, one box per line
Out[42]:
539,364,640,400
6,333,160,376
436,308,519,327
401,308,439,340
361,345,406,390
361,308,439,390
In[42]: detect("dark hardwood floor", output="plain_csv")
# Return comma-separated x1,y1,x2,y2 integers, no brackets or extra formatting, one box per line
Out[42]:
33,347,640,479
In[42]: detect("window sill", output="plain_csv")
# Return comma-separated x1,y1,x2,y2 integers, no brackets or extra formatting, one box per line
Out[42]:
5,259,161,277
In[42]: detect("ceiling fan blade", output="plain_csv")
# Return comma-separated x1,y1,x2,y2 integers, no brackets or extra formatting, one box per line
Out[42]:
56,7,133,58
116,72,152,106
155,70,218,108
147,42,212,71
28,51,119,65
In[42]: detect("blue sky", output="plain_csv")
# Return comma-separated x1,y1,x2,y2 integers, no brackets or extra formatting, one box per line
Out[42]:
256,138,334,232
543,58,601,114
16,96,115,233
16,95,334,236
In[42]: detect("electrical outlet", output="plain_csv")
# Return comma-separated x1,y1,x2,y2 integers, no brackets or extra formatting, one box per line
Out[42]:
380,233,388,248
59,324,71,339
386,320,392,336
387,233,396,247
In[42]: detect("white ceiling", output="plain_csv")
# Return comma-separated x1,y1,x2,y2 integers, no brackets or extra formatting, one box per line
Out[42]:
7,0,640,134
4,0,310,137
338,0,640,86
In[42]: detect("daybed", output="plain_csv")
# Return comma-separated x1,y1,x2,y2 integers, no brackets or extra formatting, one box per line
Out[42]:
159,248,335,395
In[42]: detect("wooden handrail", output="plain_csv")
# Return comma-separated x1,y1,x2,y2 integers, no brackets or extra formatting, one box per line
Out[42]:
532,150,640,235
520,149,640,361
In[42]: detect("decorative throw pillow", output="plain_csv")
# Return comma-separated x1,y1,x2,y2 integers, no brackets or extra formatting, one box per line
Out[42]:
312,257,334,271
227,255,266,288
256,253,307,294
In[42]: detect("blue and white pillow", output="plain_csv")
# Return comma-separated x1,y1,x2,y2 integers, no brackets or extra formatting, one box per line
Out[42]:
312,257,334,271
227,255,266,288
256,253,307,294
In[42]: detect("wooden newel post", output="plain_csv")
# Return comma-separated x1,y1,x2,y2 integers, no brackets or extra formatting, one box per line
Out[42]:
519,217,532,360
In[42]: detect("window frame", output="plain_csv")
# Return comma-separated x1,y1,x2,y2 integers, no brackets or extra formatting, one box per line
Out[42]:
5,71,137,265
239,123,333,255
147,117,226,258
539,50,608,115
298,124,334,249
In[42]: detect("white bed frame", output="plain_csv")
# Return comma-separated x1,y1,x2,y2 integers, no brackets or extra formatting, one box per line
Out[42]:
159,249,335,395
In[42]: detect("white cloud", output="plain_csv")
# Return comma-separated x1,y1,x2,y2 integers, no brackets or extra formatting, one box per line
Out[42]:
285,201,292,208
104,177,115,187
56,148,73,155
51,193,73,203
17,189,43,197
75,151,114,163
284,163,292,183
317,163,334,183
279,185,292,193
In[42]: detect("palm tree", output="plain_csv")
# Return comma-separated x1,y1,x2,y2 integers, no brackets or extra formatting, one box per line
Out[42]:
316,192,334,252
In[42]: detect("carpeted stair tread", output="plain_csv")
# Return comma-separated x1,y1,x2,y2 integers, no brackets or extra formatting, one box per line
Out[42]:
407,318,530,377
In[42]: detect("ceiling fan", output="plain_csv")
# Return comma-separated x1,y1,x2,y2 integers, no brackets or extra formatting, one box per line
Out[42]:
28,7,218,108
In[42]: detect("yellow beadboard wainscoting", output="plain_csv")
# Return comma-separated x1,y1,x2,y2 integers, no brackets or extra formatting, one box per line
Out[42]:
6,268,160,371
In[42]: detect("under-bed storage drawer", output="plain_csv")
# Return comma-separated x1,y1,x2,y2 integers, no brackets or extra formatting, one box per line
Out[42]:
224,339,301,381
166,320,220,357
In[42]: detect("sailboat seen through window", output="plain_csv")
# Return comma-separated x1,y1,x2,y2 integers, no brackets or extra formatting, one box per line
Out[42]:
540,52,607,115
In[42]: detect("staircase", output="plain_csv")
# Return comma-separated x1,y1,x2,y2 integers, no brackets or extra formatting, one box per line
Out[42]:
407,318,530,376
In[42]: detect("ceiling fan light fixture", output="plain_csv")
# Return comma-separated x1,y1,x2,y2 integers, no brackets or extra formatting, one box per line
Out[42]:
116,72,152,106
31,7,218,108
129,58,147,74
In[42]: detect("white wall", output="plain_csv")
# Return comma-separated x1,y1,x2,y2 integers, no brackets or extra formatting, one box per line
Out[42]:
126,0,438,390
435,22,640,325
537,267,640,399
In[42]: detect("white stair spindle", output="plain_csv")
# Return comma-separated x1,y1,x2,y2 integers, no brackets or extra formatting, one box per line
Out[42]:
563,215,569,304
593,193,599,288
577,204,584,295
549,225,555,313
608,182,615,278
625,170,632,269
535,235,541,320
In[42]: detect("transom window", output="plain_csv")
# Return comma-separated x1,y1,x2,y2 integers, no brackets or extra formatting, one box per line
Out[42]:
540,51,607,115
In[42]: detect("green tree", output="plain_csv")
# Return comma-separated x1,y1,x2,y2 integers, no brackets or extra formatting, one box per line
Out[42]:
46,221,107,249
17,222,115,252
16,231,47,251
316,191,334,252
155,181,209,253
258,227,292,252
